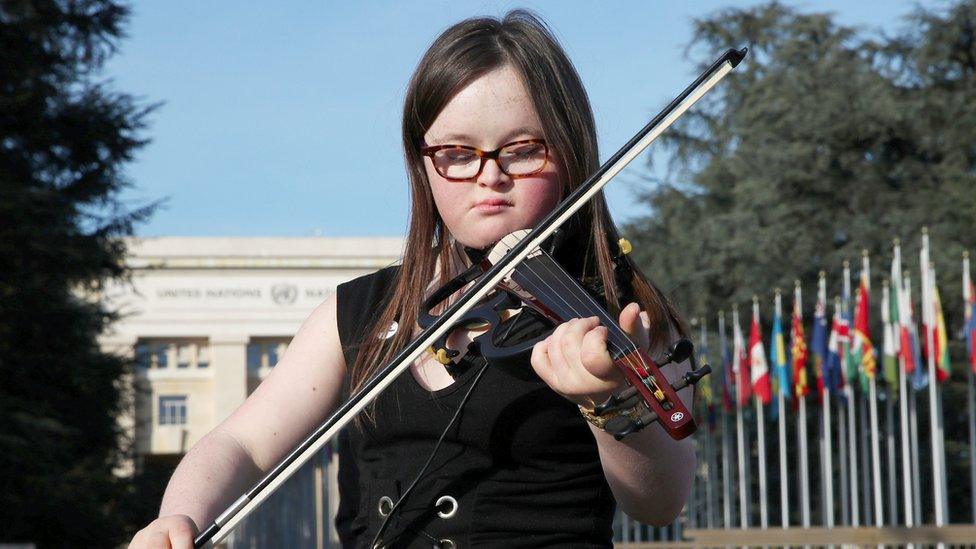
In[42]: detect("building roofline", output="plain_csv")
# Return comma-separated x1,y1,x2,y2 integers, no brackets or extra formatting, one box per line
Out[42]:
124,236,405,270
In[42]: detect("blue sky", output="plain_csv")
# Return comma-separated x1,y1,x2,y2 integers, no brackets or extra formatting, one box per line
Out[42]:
106,0,919,238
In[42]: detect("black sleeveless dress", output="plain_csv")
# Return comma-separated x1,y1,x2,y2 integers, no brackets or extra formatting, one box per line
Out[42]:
334,265,615,548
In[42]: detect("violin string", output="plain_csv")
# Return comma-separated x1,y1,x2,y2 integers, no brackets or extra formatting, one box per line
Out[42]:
510,250,653,388
501,240,669,399
519,258,655,391
518,259,634,352
493,234,635,349
533,255,638,348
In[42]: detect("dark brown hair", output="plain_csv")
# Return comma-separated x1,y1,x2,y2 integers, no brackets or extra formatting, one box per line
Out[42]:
349,9,686,399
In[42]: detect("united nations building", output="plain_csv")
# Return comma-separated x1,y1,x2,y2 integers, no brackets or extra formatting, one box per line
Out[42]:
99,236,404,547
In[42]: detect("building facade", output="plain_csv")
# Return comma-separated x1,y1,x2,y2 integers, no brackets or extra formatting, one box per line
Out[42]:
99,236,402,545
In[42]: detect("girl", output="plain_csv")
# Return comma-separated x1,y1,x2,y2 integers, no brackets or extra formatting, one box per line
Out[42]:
129,10,695,549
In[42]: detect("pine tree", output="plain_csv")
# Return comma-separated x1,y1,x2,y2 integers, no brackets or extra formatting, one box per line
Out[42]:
0,1,158,544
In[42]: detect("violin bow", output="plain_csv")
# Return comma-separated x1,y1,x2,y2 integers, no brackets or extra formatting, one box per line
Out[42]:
194,46,747,548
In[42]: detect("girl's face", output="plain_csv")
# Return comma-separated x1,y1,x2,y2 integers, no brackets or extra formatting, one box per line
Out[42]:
422,65,563,250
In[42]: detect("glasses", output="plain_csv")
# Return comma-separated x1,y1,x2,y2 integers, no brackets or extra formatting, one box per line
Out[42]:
419,139,549,182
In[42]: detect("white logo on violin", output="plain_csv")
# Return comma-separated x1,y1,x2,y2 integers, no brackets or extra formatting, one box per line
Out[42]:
670,411,684,422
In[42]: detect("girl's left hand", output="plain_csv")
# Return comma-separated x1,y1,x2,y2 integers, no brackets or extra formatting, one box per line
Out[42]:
530,302,650,408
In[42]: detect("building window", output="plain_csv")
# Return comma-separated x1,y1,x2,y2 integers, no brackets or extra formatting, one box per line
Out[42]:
177,344,192,368
135,339,210,370
247,338,290,373
135,343,151,369
154,344,170,368
159,395,187,425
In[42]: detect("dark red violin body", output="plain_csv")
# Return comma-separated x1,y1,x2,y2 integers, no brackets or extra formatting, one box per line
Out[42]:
417,230,710,440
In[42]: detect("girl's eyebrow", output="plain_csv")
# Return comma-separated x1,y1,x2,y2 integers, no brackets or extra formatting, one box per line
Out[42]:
434,126,542,145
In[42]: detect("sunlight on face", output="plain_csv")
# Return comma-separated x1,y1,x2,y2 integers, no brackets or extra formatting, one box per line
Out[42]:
423,65,563,249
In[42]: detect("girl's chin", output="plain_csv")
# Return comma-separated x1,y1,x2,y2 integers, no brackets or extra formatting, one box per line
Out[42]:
453,217,536,249
456,230,512,250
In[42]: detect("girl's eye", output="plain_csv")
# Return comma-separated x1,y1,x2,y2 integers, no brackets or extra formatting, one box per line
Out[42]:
444,150,476,162
503,144,544,158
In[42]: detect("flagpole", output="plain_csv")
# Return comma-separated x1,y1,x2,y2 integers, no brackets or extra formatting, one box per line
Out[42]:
881,278,898,526
970,356,976,525
820,274,835,528
774,290,790,528
965,251,976,524
905,272,923,524
921,228,947,526
859,388,872,524
753,296,769,529
700,318,717,529
719,311,734,529
932,263,951,522
733,305,749,529
885,377,896,525
894,239,914,527
898,277,914,526
795,281,811,528
884,242,903,527
834,296,851,526
899,345,914,528
863,251,884,526
843,260,860,527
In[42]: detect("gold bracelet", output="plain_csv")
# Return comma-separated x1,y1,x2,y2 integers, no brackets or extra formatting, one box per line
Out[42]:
577,403,642,430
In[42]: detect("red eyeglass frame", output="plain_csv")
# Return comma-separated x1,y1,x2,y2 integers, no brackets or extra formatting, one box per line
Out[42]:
418,138,549,182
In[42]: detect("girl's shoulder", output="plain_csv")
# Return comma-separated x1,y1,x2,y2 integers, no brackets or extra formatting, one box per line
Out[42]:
335,264,402,363
337,264,401,298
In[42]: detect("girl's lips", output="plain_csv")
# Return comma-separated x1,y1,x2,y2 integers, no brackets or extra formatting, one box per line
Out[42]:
473,199,513,214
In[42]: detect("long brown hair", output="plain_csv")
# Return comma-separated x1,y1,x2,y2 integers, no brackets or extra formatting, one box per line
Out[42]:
349,10,686,400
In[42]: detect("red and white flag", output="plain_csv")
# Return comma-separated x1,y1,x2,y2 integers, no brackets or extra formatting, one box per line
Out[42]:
750,300,772,405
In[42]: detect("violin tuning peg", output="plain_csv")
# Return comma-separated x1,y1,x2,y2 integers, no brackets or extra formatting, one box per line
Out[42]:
593,385,638,415
672,363,713,391
605,416,640,440
606,409,658,441
659,338,694,367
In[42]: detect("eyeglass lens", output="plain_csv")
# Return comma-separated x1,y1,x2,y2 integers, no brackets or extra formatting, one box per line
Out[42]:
432,141,546,180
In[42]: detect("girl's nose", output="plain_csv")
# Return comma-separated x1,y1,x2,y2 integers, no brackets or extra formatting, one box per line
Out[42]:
477,157,511,188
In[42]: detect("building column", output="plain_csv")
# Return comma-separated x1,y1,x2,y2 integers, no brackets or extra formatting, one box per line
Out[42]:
101,334,140,476
210,334,250,424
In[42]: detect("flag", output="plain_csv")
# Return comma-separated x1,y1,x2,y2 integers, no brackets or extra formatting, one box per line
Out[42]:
791,292,809,400
810,280,828,404
900,277,928,391
750,304,772,405
850,270,876,392
932,284,951,383
885,245,903,370
881,282,898,398
889,243,903,379
841,265,856,390
825,302,848,397
965,262,976,375
771,301,791,400
733,311,752,407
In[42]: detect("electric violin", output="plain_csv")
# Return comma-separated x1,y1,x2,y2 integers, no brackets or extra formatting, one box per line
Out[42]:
418,228,711,440
194,46,747,548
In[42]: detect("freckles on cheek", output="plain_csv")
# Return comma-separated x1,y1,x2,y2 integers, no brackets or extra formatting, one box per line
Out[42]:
429,182,467,227
522,180,562,217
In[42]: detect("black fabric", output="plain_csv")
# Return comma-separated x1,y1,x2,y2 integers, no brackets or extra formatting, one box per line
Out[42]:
334,266,615,548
